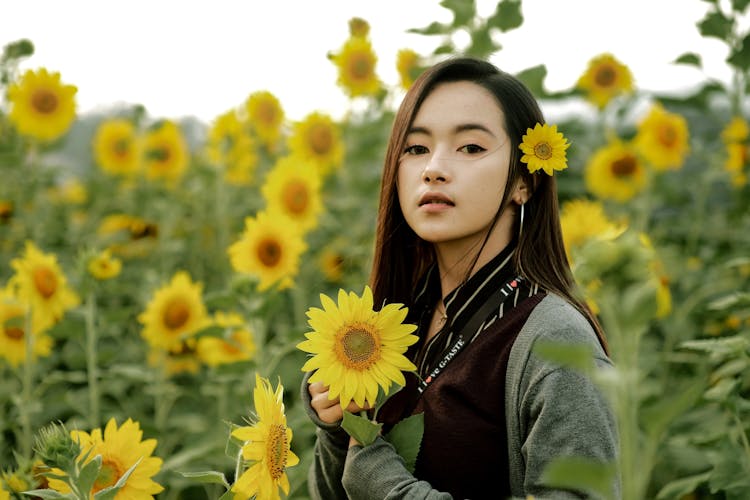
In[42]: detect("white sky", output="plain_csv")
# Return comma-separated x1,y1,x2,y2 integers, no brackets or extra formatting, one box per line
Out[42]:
2,0,739,123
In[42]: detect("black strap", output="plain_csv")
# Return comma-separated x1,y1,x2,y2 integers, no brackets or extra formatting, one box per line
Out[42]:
417,276,524,393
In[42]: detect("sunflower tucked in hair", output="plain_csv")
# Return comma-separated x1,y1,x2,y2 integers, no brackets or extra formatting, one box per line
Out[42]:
298,286,418,408
519,123,570,176
7,68,77,141
231,374,299,500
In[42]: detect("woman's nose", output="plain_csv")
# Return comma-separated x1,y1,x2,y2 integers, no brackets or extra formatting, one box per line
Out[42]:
421,155,449,183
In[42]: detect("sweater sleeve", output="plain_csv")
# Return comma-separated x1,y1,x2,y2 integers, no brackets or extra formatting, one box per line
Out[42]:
301,373,453,499
506,295,621,500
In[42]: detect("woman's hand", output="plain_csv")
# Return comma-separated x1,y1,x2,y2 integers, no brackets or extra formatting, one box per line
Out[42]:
308,382,370,424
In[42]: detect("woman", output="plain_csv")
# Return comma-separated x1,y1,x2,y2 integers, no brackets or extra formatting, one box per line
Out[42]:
301,56,619,499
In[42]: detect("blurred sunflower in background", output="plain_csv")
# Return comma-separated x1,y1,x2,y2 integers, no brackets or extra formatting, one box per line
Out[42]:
138,271,210,350
245,90,285,151
92,118,142,176
287,111,344,177
204,108,259,185
197,311,256,367
142,120,189,183
8,241,80,331
261,155,323,232
7,67,77,141
227,209,308,291
330,36,381,98
634,102,691,171
0,289,53,367
585,140,647,202
576,53,634,109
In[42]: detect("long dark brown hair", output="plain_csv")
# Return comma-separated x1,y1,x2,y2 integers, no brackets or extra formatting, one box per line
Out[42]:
368,56,608,353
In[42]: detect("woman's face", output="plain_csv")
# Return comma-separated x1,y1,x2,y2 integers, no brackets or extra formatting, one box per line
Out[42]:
397,80,516,252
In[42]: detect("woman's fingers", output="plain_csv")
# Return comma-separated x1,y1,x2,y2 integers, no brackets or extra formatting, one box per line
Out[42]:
308,383,373,424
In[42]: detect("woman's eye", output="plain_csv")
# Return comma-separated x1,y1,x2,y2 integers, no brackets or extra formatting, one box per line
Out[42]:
404,144,429,155
459,144,487,154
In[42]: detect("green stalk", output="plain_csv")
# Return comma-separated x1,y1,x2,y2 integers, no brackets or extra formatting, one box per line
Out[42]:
21,308,34,460
85,292,100,428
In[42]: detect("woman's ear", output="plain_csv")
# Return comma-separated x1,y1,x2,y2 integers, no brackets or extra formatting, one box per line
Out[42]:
512,178,531,205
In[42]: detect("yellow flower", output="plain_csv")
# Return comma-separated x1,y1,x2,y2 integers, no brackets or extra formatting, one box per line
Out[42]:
0,289,53,367
96,214,158,258
8,241,80,331
287,111,345,176
576,53,634,108
584,140,647,202
298,286,418,408
197,312,256,367
319,248,345,283
633,102,690,171
143,120,189,183
138,271,210,349
261,156,323,232
348,17,370,38
7,68,77,141
331,36,381,98
88,249,122,280
47,178,88,205
0,484,9,500
0,200,13,224
205,109,258,185
245,91,285,150
655,275,672,319
227,210,308,291
148,339,201,375
721,115,749,144
47,418,163,499
396,48,422,90
560,199,626,261
519,123,569,175
93,118,142,176
231,374,299,500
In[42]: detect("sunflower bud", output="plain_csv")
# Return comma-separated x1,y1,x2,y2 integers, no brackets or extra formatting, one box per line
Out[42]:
33,422,81,473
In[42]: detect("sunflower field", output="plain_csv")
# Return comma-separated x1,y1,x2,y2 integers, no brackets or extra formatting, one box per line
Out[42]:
1,1,749,499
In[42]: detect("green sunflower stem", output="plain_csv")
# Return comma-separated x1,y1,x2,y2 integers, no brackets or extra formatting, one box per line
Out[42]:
20,307,35,460
85,292,101,428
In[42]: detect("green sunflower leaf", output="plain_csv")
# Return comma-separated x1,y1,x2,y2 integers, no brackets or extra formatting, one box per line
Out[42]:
488,0,524,32
731,0,750,13
77,454,102,497
179,470,230,489
384,413,424,474
441,0,476,27
697,9,734,41
728,33,750,71
93,457,141,500
19,490,69,499
674,52,703,68
342,411,382,447
541,456,617,500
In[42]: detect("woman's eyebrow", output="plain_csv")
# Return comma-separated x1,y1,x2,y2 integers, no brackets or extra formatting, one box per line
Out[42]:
406,123,496,137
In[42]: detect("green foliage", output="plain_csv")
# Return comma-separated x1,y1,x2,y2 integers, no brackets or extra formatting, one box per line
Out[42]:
384,413,424,474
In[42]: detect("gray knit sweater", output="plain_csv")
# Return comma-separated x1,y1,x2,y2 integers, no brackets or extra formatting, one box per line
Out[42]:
300,294,621,499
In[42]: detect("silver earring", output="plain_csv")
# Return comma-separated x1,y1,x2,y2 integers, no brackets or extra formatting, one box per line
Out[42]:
518,203,525,239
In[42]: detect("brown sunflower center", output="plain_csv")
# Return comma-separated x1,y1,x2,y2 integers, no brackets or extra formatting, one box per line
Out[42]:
533,142,553,160
351,56,373,80
337,323,380,370
257,238,282,267
93,457,123,491
594,65,616,87
265,424,289,481
33,267,58,298
149,146,171,165
4,326,24,340
31,89,59,114
657,124,677,148
258,101,278,125
610,154,638,177
309,124,333,155
113,138,131,158
283,181,309,214
163,299,190,330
